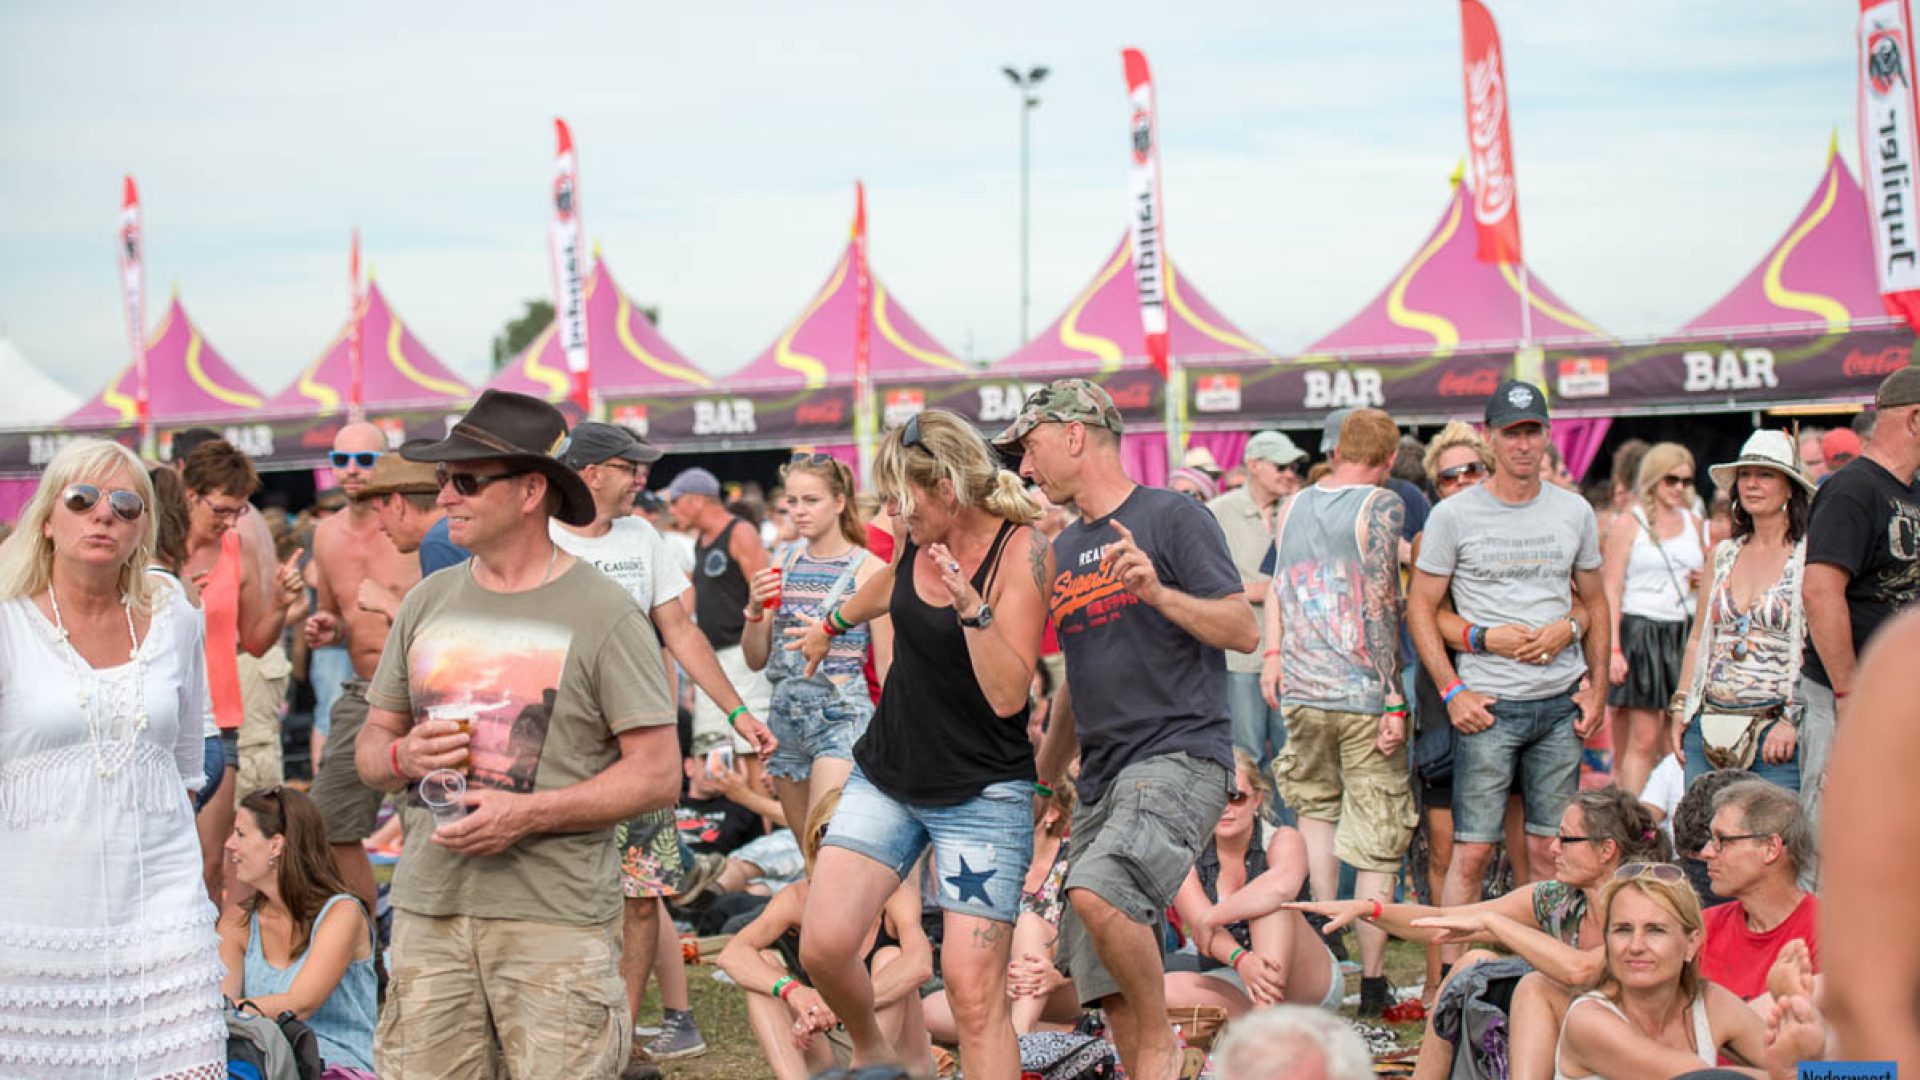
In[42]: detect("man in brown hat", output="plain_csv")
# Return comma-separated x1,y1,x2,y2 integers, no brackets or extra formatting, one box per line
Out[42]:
304,421,424,928
353,391,679,1079
1801,366,1920,825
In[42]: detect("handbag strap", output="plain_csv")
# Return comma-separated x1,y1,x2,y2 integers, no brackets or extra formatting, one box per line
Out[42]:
1634,506,1695,612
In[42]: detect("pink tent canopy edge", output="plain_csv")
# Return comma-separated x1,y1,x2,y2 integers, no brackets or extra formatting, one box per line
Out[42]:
727,240,972,390
992,234,1269,376
1306,180,1607,358
485,255,715,402
63,295,268,428
262,280,473,416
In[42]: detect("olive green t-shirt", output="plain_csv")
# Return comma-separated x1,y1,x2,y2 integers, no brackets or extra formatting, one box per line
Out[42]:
368,558,674,926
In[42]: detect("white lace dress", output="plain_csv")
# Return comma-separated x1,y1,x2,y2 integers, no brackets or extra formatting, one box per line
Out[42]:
0,584,226,1079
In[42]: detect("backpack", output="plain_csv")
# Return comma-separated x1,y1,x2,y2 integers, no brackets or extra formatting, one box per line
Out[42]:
227,999,324,1080
1017,1031,1120,1080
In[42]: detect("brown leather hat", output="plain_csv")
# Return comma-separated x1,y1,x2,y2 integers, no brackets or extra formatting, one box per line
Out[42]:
398,390,595,526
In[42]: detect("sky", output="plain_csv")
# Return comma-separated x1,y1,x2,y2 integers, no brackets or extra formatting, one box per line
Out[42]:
0,2,1859,400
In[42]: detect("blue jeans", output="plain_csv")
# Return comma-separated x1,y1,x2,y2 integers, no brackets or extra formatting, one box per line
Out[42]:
1228,671,1294,821
824,766,1033,923
309,645,353,737
1682,719,1800,792
1452,691,1581,844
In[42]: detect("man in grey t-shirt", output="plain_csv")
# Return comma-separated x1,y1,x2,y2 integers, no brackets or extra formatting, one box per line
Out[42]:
1409,381,1609,917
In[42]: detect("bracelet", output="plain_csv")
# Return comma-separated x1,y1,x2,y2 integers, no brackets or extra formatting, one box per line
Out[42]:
1227,946,1248,969
1382,703,1408,717
771,975,797,1001
1263,649,1281,658
1460,624,1476,652
1440,679,1466,704
1033,781,1054,797
822,617,842,638
726,704,749,728
1472,626,1487,654
743,608,765,623
830,609,854,632
388,741,408,782
1369,899,1383,921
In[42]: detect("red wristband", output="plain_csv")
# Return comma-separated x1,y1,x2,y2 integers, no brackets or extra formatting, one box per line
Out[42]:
1371,898,1384,921
1834,689,1850,699
1460,624,1476,652
389,740,408,782
1262,649,1280,657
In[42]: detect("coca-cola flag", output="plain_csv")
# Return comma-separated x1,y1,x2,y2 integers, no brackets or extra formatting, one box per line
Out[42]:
117,176,149,442
1860,0,1920,327
1458,0,1523,264
549,118,593,411
348,227,364,417
1122,47,1171,379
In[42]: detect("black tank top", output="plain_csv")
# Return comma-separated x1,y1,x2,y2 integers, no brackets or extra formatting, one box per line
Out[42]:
694,518,751,649
1194,837,1269,958
854,521,1035,806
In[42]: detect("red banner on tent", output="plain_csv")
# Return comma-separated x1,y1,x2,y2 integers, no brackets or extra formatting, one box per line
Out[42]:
853,181,871,392
549,118,593,412
1122,48,1170,379
1459,0,1523,265
117,176,149,448
348,228,364,418
1860,0,1920,327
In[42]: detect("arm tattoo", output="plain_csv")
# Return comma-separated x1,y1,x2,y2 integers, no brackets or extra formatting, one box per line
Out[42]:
1028,527,1052,597
1361,491,1406,697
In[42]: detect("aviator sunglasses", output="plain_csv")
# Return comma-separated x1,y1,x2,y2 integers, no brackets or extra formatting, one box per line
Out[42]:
329,450,383,470
62,483,146,523
1437,461,1488,484
435,466,529,497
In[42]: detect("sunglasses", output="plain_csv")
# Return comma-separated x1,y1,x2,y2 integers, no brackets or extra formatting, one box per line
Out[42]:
1556,833,1599,845
1612,862,1686,884
1437,462,1488,484
329,450,383,470
902,413,927,451
1703,830,1773,852
62,483,147,523
1660,474,1694,488
790,452,838,466
435,466,529,497
1225,789,1252,806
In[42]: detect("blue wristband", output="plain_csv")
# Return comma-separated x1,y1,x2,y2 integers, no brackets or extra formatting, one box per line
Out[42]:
1441,680,1467,704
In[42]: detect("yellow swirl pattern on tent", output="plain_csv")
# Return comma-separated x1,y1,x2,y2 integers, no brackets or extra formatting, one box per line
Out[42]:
389,317,471,397
1761,160,1852,333
1166,261,1263,355
187,326,263,408
1497,263,1606,338
518,323,569,401
1386,197,1463,357
1059,245,1127,372
617,291,712,388
873,279,969,374
772,259,844,389
101,367,139,422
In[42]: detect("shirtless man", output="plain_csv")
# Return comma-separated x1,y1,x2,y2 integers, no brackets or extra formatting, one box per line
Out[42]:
304,422,423,920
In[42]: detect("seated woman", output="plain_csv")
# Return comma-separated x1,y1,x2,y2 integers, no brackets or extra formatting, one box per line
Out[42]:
1290,786,1668,1080
1553,863,1778,1079
1167,751,1341,1016
219,787,377,1077
716,789,934,1080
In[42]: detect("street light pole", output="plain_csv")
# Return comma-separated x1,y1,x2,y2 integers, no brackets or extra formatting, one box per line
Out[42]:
1003,64,1049,344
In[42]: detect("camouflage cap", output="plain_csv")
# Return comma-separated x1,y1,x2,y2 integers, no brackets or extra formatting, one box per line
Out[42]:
990,378,1125,448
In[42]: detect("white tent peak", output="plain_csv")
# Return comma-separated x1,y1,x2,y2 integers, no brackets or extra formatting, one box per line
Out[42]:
0,338,84,429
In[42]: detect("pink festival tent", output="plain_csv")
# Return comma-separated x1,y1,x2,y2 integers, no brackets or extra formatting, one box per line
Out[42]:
264,279,472,416
486,253,715,401
1679,140,1892,335
731,236,973,390
1306,176,1608,358
990,234,1270,485
64,293,267,429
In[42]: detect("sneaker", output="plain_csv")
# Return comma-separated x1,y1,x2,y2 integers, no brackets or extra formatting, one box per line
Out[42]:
647,1011,707,1061
676,852,729,905
1358,975,1393,1018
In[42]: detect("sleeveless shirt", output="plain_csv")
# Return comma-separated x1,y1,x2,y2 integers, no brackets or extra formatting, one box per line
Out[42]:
694,518,752,649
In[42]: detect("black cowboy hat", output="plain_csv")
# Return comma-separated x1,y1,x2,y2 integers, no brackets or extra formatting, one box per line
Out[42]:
398,390,595,526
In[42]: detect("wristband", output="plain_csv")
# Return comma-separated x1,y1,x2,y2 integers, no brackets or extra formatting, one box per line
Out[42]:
1369,899,1383,921
822,616,842,638
1440,679,1466,704
1033,781,1054,797
1460,624,1476,652
1382,703,1408,717
1474,626,1489,654
1227,946,1248,969
743,608,765,623
726,704,749,728
830,609,854,632
389,740,408,782
772,975,797,1001
1263,649,1281,658
1834,689,1851,699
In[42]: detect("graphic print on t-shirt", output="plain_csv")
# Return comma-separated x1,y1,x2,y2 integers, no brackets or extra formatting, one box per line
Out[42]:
407,613,571,794
1277,558,1367,701
1051,539,1141,635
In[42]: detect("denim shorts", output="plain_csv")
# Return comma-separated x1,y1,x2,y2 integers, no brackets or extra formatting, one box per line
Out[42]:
822,765,1033,923
731,829,806,888
1451,690,1581,844
193,733,227,813
765,677,874,783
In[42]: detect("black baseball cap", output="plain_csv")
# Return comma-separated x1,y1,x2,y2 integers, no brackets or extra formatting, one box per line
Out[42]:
1484,379,1551,430
561,421,662,468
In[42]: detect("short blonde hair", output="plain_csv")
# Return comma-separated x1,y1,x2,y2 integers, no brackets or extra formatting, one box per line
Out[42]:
873,410,1040,525
1422,421,1491,487
0,440,160,614
1591,868,1704,1004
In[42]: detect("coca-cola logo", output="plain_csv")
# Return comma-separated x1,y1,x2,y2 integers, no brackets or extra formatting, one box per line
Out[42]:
1438,367,1503,398
1131,109,1152,164
1466,51,1515,226
795,400,845,425
1843,344,1912,378
554,175,575,217
1871,28,1909,96
1108,383,1153,410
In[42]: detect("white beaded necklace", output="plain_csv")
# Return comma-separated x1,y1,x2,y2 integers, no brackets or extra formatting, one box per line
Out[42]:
48,581,149,778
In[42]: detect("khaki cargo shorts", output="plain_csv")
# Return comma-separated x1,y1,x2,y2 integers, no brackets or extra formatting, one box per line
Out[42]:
1273,704,1418,873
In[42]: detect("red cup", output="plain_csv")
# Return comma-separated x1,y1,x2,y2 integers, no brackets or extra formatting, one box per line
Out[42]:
763,567,782,609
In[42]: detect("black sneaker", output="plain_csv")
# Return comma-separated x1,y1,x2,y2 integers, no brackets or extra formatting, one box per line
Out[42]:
1358,975,1393,1018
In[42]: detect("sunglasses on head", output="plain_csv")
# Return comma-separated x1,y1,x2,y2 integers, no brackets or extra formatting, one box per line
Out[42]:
1612,861,1686,884
902,414,926,451
62,483,146,523
329,450,383,470
435,466,529,497
1438,462,1488,484
790,452,838,467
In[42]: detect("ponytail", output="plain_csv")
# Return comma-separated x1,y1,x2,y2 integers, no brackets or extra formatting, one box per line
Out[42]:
983,470,1042,525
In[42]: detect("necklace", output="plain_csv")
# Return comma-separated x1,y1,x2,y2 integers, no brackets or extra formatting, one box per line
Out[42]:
48,581,149,778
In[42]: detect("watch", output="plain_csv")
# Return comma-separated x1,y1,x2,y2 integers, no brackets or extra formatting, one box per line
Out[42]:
1567,614,1582,640
958,603,994,629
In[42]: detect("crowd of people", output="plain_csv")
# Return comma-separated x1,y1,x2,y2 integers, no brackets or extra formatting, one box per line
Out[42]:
0,364,1916,1080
